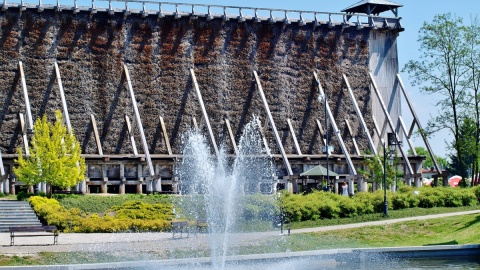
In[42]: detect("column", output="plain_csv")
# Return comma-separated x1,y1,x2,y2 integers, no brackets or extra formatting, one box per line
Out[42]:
120,164,125,195
137,164,143,194
101,164,108,194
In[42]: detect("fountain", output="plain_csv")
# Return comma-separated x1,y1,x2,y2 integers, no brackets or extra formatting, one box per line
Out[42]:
175,117,278,269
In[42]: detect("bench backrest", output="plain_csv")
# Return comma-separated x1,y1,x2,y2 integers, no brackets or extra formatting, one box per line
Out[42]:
9,226,57,232
171,221,188,228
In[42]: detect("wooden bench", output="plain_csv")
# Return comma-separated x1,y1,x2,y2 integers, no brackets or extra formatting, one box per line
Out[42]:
171,221,189,238
195,219,208,235
9,226,59,246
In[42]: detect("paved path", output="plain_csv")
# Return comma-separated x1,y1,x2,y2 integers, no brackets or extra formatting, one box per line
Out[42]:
1,210,479,256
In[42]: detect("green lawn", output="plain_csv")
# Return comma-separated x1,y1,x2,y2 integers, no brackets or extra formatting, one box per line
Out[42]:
2,212,479,266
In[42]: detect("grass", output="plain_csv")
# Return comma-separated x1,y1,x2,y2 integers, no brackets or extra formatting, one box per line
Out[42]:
290,205,480,229
2,211,480,266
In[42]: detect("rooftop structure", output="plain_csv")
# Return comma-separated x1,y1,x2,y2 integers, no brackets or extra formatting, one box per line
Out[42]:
342,0,403,17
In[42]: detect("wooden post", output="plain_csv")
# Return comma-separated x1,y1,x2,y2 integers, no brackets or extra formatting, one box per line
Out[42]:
253,71,293,176
287,118,302,155
123,64,154,176
159,116,172,156
256,118,271,156
314,71,357,175
397,74,441,175
54,62,72,132
369,72,413,175
18,113,30,156
225,118,238,155
190,69,219,155
18,61,33,131
90,114,103,155
343,74,377,155
125,115,138,156
398,116,417,155
344,119,360,156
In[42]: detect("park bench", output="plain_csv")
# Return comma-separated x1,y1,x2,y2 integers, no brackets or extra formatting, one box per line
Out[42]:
194,219,208,235
9,226,58,246
171,221,190,238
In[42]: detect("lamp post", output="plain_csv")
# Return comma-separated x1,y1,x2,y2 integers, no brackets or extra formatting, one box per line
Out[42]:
383,132,401,217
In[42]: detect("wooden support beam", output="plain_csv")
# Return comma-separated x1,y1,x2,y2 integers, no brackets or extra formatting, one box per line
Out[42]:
190,69,219,155
256,118,271,157
192,117,199,130
369,72,413,175
54,62,72,132
225,118,238,155
397,74,441,174
398,116,417,156
125,115,138,156
287,118,302,155
18,61,33,132
159,116,172,156
253,71,293,176
315,119,326,143
18,113,30,156
344,119,360,155
123,64,154,176
0,148,4,176
90,114,103,156
314,71,357,175
343,74,377,156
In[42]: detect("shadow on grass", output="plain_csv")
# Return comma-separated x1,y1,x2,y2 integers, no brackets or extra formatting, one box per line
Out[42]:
456,214,480,231
424,240,458,246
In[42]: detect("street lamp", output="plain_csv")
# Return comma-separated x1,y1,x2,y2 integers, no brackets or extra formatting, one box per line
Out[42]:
383,132,401,217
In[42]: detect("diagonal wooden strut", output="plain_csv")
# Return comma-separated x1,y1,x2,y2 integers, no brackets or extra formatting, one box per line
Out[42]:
54,62,72,132
123,64,154,176
253,71,293,176
314,71,357,175
397,74,441,174
190,69,219,156
369,72,413,175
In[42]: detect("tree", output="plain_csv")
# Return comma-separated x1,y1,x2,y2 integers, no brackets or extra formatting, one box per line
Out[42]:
464,17,480,185
14,111,86,197
403,13,472,184
408,147,448,169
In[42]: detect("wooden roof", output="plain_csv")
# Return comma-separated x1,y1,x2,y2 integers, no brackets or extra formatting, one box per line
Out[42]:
342,0,403,16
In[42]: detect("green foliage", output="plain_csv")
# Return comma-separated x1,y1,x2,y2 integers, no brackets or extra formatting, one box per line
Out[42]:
279,187,478,222
56,194,172,213
409,147,448,169
28,196,173,232
14,111,86,196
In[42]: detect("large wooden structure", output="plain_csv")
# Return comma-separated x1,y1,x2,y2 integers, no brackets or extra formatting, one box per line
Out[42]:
0,0,434,194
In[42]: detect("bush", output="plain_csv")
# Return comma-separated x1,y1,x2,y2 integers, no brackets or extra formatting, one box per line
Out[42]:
28,196,173,232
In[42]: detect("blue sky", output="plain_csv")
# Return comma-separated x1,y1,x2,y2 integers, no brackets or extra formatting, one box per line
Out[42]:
161,0,476,159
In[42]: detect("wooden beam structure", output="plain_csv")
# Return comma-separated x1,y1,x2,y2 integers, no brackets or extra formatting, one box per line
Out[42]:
343,74,377,155
287,118,302,155
256,118,272,157
190,69,219,156
90,114,103,156
18,61,33,132
159,116,172,156
344,119,360,155
18,113,30,156
125,115,138,156
398,115,417,155
314,71,357,175
123,64,154,176
225,118,238,155
54,62,72,132
253,71,293,176
397,74,441,174
369,72,413,175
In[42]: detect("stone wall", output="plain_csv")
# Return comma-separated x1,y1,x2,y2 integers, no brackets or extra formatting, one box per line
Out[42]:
0,8,376,159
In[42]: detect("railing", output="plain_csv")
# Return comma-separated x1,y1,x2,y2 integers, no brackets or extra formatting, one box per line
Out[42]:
0,0,402,29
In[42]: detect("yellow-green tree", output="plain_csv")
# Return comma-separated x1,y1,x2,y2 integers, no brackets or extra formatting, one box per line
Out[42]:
14,111,86,196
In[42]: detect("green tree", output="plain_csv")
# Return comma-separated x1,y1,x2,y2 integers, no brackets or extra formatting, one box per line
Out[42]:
403,13,471,184
358,149,401,189
14,111,86,197
464,17,480,185
408,147,448,169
